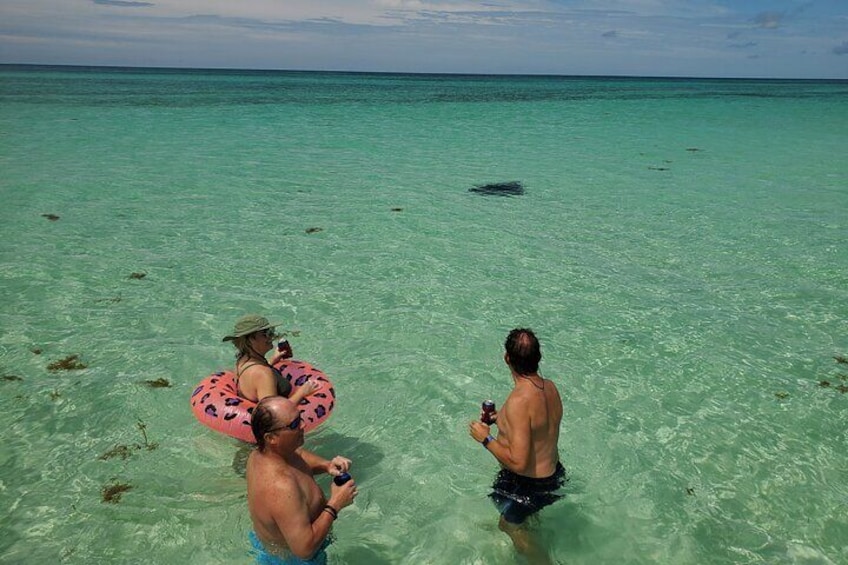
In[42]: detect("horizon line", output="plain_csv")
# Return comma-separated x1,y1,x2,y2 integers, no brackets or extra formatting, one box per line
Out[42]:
1,62,846,82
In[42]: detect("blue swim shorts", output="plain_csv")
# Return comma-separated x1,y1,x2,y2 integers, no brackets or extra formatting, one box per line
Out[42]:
490,462,567,524
249,531,331,565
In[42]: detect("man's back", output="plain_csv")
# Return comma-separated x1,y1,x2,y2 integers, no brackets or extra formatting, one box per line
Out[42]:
498,376,562,478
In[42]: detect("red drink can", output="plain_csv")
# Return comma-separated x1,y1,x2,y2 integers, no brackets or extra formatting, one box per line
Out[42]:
481,400,496,424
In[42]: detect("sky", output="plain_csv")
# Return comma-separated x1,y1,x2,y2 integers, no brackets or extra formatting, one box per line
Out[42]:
0,0,846,78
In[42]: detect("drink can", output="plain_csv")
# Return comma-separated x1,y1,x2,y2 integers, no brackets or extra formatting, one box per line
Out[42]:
333,472,352,486
481,400,496,424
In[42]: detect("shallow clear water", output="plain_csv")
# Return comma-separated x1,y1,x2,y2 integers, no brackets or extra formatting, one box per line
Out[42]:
1,66,847,564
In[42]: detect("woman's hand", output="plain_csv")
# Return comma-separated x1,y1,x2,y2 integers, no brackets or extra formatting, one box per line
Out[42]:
277,340,293,359
299,379,320,398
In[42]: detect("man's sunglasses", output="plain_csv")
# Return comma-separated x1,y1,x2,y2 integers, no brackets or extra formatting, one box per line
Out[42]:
266,414,302,434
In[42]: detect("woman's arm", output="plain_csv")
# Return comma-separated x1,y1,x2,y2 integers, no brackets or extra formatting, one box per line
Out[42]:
287,379,320,405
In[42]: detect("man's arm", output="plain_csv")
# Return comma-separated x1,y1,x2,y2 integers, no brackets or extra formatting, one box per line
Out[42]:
295,448,351,476
470,400,534,475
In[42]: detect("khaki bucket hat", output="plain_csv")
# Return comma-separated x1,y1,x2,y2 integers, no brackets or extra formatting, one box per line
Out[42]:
222,314,280,342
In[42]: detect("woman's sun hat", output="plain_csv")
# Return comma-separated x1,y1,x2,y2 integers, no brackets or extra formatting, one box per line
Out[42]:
222,314,280,342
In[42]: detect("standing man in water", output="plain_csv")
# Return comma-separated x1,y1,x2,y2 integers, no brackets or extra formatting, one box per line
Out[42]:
469,328,565,564
247,396,358,565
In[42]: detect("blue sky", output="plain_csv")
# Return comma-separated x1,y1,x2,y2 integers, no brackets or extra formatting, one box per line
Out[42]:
1,0,846,78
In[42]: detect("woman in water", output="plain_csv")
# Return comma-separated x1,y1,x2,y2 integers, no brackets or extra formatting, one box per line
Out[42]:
223,314,319,403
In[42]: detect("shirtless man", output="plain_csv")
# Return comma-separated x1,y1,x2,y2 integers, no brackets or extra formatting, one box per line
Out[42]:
247,396,358,565
469,328,565,564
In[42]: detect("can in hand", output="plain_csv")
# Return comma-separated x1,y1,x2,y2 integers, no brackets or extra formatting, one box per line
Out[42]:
333,472,352,486
481,400,496,424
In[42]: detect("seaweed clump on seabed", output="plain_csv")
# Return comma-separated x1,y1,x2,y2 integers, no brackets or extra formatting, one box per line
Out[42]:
47,355,87,372
102,482,132,503
469,181,525,197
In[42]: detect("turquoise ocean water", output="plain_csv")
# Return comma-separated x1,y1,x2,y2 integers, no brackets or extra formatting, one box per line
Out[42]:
1,66,846,564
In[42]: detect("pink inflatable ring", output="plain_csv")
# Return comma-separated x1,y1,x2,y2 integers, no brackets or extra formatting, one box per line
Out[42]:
190,359,335,443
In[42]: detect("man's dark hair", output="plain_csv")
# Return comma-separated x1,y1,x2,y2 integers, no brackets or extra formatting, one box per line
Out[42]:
251,397,277,451
504,328,541,375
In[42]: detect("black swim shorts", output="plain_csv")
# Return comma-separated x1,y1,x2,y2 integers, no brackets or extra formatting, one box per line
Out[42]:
489,462,567,524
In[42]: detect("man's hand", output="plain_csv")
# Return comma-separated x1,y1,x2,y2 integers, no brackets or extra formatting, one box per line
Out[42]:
469,421,491,444
328,477,358,510
480,407,498,425
327,456,352,477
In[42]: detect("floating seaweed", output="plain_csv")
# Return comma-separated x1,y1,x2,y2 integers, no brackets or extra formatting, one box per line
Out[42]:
819,380,831,388
42,213,60,221
305,227,323,234
686,148,702,152
47,355,87,372
128,272,147,280
391,207,403,212
774,392,789,400
98,419,158,461
2,375,23,382
137,419,158,451
686,487,696,496
102,482,132,504
648,166,670,171
834,355,847,365
838,385,848,394
49,390,61,401
143,378,171,388
94,296,122,304
31,348,42,355
99,445,133,461
277,329,301,338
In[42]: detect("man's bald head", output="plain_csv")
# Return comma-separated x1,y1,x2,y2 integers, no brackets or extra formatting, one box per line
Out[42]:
252,396,300,450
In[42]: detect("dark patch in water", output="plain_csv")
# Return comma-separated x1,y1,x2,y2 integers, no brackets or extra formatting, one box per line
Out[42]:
47,354,87,372
102,482,132,503
2,375,23,382
469,181,524,197
143,378,171,388
306,227,323,234
42,213,60,221
129,272,146,280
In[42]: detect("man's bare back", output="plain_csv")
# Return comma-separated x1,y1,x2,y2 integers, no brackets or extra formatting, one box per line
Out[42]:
469,328,566,564
496,376,562,478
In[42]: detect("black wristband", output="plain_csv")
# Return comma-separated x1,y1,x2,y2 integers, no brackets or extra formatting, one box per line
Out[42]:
482,435,495,448
322,505,338,520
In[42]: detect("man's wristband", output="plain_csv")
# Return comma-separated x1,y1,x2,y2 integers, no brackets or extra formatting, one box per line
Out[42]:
482,435,495,448
322,505,338,520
